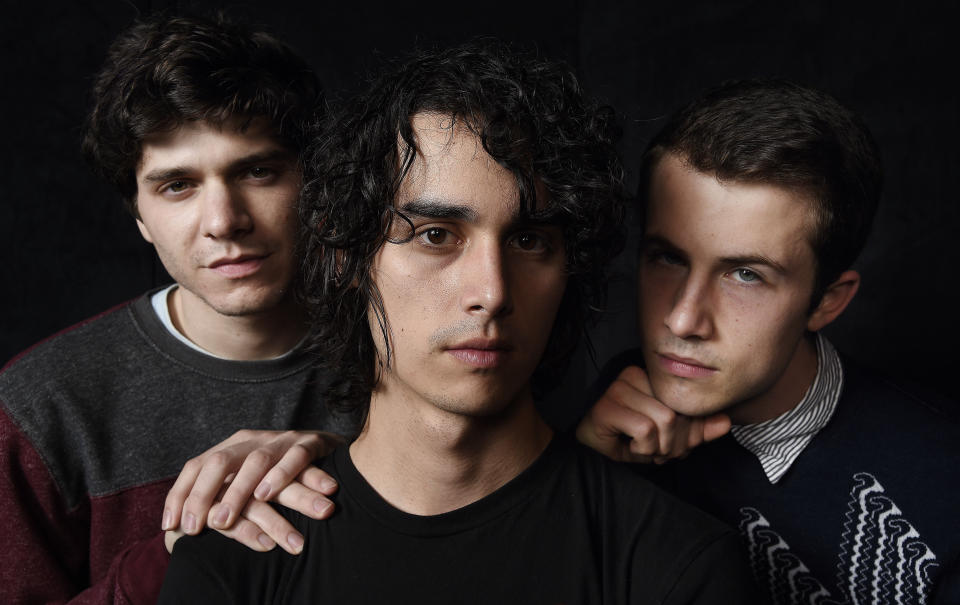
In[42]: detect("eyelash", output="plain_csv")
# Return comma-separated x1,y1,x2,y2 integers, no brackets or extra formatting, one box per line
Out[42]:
645,250,765,285
159,180,193,196
411,227,552,253
728,267,763,284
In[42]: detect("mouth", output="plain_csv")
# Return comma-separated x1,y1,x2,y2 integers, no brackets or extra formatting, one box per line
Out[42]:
207,254,269,278
444,338,513,369
656,352,718,379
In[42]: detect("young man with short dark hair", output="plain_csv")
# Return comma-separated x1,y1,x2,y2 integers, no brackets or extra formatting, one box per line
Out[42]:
159,42,754,604
0,15,353,603
578,79,960,604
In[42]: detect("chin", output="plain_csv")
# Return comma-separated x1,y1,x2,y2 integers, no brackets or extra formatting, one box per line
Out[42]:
650,379,731,418
207,289,289,316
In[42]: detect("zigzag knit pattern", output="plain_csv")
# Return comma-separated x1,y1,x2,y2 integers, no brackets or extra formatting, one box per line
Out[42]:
835,472,938,605
740,507,833,605
739,473,938,605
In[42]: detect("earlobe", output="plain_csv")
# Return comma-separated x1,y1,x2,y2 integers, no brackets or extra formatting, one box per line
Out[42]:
807,270,860,332
135,219,154,244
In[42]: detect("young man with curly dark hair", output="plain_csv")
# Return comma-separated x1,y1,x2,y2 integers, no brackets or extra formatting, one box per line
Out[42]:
0,14,355,604
577,80,960,604
159,42,755,604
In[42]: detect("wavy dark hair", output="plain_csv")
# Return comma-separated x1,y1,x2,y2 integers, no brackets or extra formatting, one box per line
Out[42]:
300,41,625,420
641,79,882,306
81,13,322,214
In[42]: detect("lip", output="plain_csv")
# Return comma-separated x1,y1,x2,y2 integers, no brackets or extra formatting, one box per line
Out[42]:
445,338,512,369
656,352,717,379
207,254,268,278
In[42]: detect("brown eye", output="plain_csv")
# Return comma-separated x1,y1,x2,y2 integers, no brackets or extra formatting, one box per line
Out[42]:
160,180,192,196
511,232,547,252
418,227,454,247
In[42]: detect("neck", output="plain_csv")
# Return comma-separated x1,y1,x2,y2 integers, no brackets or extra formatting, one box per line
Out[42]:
169,286,307,360
349,386,553,516
728,333,819,425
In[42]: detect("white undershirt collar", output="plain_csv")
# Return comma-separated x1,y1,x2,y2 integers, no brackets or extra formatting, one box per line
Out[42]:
150,284,303,361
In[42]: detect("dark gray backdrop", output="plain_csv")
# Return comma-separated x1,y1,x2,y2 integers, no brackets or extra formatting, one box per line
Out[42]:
2,0,957,421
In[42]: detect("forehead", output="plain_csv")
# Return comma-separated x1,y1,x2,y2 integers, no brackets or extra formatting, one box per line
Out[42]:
137,119,288,175
646,153,816,265
397,113,523,215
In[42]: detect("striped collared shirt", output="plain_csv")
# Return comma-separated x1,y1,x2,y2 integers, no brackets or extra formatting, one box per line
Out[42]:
729,334,843,484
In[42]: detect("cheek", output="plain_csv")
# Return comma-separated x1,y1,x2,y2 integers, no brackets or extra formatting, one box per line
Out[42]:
720,293,808,364
637,270,675,327
374,260,452,340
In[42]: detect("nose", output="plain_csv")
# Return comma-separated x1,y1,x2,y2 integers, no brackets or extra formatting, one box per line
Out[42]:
460,239,513,319
664,275,713,340
201,181,253,239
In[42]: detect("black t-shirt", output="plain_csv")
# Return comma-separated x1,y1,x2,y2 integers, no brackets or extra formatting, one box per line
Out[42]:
160,435,755,604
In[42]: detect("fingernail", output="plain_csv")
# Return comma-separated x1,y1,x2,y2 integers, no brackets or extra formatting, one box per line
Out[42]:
319,477,338,492
257,533,276,550
313,499,332,516
211,504,229,528
184,512,197,533
287,532,304,553
254,481,271,500
161,509,173,530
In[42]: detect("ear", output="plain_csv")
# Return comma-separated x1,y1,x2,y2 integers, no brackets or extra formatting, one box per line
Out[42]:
807,270,860,332
135,218,154,244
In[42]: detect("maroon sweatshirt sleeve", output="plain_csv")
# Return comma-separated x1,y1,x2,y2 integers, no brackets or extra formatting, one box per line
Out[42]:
0,408,171,604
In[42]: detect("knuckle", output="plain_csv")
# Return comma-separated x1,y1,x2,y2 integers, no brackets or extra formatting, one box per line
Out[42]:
659,408,678,427
206,451,232,470
247,449,275,468
606,381,632,404
287,442,315,462
232,429,253,441
184,492,208,509
279,430,300,443
181,457,203,474
634,416,656,436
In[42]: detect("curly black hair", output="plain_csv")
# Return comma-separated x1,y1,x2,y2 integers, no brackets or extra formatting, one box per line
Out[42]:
299,40,626,421
641,79,882,306
81,13,322,215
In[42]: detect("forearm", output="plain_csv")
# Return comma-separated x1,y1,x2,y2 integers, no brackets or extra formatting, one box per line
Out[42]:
1,408,170,604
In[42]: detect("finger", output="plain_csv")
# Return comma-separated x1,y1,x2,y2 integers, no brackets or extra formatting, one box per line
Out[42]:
253,440,319,501
702,413,732,442
577,395,660,461
163,457,204,531
273,481,335,520
164,529,187,554
299,467,339,496
614,365,654,398
208,446,278,530
213,517,278,553
608,368,695,459
180,450,242,534
664,415,693,458
242,499,305,555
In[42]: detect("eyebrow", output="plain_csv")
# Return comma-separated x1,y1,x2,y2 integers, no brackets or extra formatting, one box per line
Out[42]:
720,254,788,274
139,148,294,184
398,199,478,222
642,234,788,274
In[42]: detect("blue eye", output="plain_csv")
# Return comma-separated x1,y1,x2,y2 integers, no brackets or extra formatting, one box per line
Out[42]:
733,268,760,283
